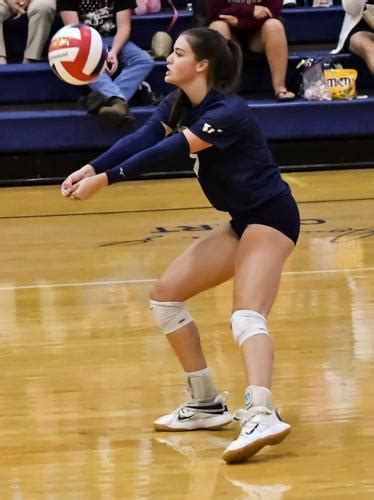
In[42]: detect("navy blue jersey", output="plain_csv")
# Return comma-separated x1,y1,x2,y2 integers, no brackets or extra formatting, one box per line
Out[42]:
153,90,290,212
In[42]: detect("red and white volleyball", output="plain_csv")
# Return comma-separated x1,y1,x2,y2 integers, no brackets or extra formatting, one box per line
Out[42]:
48,24,107,85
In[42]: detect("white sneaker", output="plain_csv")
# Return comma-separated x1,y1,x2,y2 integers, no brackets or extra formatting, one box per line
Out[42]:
222,406,291,464
154,392,232,431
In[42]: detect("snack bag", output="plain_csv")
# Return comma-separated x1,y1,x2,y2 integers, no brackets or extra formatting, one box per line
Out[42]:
298,58,331,101
324,69,358,100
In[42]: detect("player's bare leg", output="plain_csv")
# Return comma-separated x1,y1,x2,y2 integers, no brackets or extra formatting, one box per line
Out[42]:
150,224,238,431
223,224,294,463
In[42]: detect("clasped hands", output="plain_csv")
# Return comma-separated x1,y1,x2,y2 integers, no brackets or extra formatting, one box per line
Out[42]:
61,165,108,201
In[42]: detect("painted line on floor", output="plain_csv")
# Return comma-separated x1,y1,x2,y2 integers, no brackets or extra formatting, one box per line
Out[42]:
0,267,373,291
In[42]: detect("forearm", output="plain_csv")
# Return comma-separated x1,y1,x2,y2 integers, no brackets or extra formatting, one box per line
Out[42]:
91,121,166,173
111,11,131,55
105,133,190,184
60,11,80,24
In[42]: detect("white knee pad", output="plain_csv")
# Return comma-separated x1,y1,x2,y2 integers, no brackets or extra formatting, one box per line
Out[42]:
150,299,193,334
231,310,269,346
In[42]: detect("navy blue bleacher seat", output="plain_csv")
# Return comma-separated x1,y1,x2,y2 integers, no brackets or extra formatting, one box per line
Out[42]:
0,2,373,179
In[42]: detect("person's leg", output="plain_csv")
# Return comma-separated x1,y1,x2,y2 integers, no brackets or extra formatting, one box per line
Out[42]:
112,41,155,101
89,71,124,100
249,18,295,100
223,224,295,463
349,31,374,74
233,224,294,387
0,0,13,63
88,72,135,126
24,0,56,62
151,223,239,430
209,20,233,40
151,223,238,372
90,42,154,125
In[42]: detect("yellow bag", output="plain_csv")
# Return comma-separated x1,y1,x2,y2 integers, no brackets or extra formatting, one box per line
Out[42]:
323,69,358,100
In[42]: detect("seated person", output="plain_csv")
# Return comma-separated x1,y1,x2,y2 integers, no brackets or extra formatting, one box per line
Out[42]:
58,0,155,125
206,0,295,100
0,0,56,64
332,0,374,74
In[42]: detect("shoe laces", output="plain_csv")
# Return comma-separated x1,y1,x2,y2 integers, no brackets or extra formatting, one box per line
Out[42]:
233,406,272,427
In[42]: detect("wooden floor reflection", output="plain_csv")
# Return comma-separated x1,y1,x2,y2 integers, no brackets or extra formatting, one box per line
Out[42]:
0,168,373,499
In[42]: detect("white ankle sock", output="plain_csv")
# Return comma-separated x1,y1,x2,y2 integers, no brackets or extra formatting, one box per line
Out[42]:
245,385,272,410
186,368,217,403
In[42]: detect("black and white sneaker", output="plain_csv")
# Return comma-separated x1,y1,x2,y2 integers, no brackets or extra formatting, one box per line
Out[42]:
222,406,291,464
154,392,232,431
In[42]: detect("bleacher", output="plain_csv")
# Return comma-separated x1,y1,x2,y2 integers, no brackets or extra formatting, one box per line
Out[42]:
1,2,373,184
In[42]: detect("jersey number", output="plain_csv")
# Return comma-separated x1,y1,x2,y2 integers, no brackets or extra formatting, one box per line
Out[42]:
190,153,200,178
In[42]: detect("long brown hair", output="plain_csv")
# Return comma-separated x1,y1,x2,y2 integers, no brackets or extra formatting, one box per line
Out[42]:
168,27,243,129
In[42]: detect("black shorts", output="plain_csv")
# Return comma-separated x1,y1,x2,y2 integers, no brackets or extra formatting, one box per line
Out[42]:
344,18,373,50
229,193,300,245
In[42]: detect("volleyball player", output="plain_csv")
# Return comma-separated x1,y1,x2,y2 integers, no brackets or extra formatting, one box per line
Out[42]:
61,28,300,464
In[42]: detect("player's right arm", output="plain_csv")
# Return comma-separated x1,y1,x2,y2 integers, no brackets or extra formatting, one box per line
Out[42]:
61,95,173,197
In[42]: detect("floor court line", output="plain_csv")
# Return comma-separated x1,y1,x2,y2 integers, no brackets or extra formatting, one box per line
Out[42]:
0,267,373,291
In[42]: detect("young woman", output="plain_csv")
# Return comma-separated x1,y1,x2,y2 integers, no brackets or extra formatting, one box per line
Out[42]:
61,28,300,464
206,0,295,101
331,0,374,75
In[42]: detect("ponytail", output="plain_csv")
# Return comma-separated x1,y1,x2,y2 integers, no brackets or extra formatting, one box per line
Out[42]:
168,28,242,129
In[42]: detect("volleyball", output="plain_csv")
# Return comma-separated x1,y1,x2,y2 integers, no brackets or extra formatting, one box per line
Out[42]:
48,24,107,86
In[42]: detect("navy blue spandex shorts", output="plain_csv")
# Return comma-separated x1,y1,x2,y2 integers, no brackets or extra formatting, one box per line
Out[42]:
229,193,300,245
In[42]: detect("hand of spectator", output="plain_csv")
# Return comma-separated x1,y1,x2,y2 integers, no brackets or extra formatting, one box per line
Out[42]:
6,0,30,18
61,164,96,198
253,6,272,19
219,14,239,27
106,51,119,76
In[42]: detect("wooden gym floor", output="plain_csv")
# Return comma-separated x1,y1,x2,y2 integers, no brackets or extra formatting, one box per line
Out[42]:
0,168,373,499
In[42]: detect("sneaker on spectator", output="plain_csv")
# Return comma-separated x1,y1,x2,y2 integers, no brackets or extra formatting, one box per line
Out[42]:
98,97,136,127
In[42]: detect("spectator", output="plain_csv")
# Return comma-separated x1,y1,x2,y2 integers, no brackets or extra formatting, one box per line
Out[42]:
207,0,295,100
58,0,155,125
0,0,56,64
331,0,374,74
